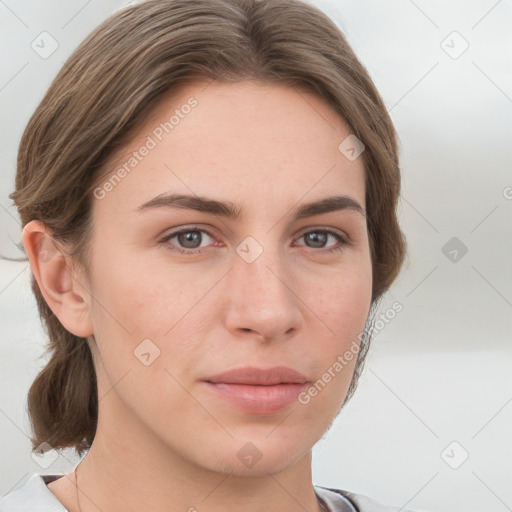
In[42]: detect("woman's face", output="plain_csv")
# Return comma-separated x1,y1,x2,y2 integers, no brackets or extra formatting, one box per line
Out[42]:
84,80,372,475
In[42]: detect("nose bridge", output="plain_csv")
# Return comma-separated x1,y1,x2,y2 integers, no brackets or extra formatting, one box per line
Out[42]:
237,242,287,301
224,234,303,339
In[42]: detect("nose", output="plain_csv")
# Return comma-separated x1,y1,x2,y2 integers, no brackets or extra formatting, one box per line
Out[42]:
223,241,304,343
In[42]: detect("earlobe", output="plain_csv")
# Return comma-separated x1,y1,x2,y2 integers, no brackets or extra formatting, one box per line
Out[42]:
22,220,94,338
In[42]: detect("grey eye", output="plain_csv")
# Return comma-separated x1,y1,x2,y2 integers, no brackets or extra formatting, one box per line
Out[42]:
177,230,203,249
303,231,329,248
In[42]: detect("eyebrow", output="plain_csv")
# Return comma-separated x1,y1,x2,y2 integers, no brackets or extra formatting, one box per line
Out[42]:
136,193,366,220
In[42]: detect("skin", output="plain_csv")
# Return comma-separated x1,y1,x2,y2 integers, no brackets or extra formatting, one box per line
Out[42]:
24,80,372,512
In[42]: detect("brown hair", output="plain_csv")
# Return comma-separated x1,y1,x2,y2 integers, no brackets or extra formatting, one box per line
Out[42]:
10,0,406,456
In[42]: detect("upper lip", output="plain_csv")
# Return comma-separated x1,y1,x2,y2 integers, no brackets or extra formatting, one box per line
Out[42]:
203,366,308,385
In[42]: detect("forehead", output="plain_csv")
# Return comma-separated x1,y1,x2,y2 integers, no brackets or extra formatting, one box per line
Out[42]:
93,80,366,217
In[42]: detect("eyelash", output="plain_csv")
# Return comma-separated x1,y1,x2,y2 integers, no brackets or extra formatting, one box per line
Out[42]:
157,226,350,256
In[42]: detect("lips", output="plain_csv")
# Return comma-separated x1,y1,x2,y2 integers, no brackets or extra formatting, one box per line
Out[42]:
201,366,309,414
203,366,308,386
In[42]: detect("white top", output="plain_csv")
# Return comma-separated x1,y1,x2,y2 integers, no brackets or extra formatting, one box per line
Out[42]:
0,473,413,512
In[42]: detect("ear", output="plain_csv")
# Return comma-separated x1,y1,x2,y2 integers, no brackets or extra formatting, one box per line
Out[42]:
22,220,94,338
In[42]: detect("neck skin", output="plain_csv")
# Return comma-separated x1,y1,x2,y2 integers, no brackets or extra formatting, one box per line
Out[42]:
64,382,325,512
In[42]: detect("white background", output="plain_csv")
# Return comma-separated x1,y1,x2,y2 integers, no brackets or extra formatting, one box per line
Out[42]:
1,1,511,511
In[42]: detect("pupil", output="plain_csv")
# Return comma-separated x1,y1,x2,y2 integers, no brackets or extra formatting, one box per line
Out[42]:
179,231,201,248
307,232,326,248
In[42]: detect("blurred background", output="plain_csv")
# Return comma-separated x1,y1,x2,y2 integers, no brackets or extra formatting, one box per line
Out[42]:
1,1,511,511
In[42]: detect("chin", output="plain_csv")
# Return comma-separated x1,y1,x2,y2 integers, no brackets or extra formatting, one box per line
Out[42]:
200,438,311,478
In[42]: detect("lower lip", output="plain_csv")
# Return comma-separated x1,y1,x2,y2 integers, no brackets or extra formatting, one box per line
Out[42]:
202,382,308,414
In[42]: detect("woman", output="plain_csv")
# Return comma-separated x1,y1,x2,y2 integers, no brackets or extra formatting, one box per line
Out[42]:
1,0,407,510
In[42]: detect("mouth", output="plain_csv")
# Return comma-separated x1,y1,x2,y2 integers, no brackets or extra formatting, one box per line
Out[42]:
201,366,309,414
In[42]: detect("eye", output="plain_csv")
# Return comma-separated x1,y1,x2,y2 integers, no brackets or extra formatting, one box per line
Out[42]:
158,226,350,257
294,229,349,253
158,227,216,255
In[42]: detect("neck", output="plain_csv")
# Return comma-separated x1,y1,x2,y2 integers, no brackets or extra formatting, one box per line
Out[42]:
74,398,324,512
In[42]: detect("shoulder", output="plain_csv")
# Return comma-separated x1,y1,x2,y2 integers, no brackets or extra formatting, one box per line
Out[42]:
314,484,416,512
0,474,68,512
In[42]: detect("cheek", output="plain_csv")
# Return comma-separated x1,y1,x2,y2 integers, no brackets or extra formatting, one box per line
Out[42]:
300,269,371,414
306,258,373,341
88,250,183,337
86,252,218,386
300,255,372,408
